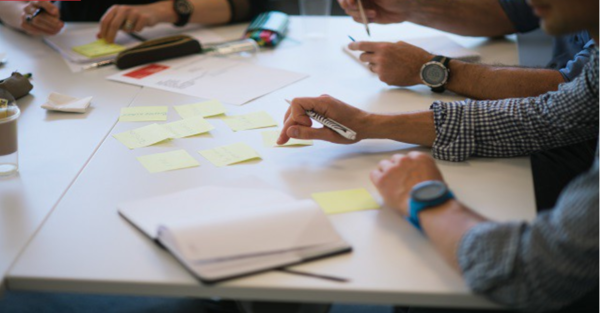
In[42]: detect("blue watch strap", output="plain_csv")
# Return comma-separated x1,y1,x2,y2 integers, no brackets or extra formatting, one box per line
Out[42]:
407,190,455,231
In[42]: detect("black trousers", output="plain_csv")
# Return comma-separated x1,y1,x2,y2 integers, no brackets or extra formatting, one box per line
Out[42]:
396,139,599,313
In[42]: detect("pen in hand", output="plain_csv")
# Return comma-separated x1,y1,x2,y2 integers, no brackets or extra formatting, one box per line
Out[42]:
284,99,357,141
356,0,371,37
25,7,45,23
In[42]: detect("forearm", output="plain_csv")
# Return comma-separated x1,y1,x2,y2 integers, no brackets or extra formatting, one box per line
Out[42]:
419,200,485,271
189,0,232,24
153,0,235,25
365,111,437,146
408,0,515,36
447,60,565,100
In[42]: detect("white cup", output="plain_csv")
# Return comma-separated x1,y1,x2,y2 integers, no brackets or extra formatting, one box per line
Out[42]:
0,90,19,177
299,0,332,39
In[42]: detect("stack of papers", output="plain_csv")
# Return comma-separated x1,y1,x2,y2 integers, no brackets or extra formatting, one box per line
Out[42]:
118,185,351,283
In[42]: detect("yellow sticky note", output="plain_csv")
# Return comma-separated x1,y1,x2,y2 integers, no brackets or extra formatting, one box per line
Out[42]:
221,111,277,132
312,188,380,215
72,39,126,58
198,143,261,167
261,130,313,147
119,106,168,122
113,124,173,149
161,116,215,138
174,100,227,118
137,150,200,173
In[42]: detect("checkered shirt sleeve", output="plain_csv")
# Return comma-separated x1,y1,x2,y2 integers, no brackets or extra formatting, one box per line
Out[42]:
429,48,599,162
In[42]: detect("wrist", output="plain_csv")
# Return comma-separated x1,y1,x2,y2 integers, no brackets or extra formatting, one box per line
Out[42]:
153,1,178,24
362,114,395,140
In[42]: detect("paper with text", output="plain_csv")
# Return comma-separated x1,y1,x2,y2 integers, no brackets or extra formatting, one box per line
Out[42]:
137,150,200,173
113,124,173,149
221,111,277,132
119,106,168,122
312,188,380,214
198,143,261,167
174,100,227,118
107,55,308,105
261,130,313,147
162,116,215,138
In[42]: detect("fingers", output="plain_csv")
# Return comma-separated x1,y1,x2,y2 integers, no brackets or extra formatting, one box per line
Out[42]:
99,6,117,41
359,52,373,63
348,41,383,52
105,7,129,43
29,14,63,34
133,15,148,32
31,1,60,16
287,125,342,143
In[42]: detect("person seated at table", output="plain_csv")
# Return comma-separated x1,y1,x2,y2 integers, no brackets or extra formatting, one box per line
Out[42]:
278,0,599,312
339,0,594,100
0,0,268,43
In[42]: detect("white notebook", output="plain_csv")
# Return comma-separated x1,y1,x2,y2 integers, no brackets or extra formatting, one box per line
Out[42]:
343,35,481,68
118,185,351,283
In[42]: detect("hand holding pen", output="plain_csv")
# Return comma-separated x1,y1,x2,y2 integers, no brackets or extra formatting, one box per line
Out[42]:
278,96,367,145
21,1,63,36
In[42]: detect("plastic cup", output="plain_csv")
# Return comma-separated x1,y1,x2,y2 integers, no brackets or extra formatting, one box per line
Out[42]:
299,0,332,39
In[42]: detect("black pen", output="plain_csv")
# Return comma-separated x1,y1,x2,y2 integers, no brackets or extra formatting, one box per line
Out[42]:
25,7,45,23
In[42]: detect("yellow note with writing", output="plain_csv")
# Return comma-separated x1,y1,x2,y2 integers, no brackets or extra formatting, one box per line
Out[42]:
261,130,313,147
312,188,380,215
198,143,261,167
113,124,173,149
72,39,126,58
161,116,215,138
137,150,200,173
221,111,277,132
174,100,227,118
119,106,168,122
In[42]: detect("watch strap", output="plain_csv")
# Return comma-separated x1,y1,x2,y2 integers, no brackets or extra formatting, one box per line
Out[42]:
430,55,451,93
174,0,193,27
407,190,455,231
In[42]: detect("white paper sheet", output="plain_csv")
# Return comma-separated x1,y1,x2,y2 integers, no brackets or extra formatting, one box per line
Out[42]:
118,185,295,239
107,55,308,105
165,199,342,262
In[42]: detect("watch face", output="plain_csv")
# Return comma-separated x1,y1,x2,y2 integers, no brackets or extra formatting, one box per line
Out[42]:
175,0,193,15
421,62,448,87
411,181,447,202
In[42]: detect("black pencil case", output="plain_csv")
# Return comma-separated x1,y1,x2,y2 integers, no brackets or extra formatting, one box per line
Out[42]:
115,35,202,69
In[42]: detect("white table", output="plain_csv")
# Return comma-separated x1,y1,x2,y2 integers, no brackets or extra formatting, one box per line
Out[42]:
0,24,142,294
6,17,535,309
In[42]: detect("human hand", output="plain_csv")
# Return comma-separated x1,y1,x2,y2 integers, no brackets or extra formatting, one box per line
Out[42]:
337,0,413,24
98,2,175,43
370,152,444,216
278,95,373,145
20,1,63,36
349,41,433,87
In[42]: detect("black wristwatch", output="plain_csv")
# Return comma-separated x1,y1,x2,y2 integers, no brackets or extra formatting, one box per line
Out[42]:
173,0,194,27
420,55,451,93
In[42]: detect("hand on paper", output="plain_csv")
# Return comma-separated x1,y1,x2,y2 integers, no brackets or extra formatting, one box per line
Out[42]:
337,0,412,24
370,152,445,216
348,41,433,87
278,95,372,145
98,2,175,43
20,1,63,36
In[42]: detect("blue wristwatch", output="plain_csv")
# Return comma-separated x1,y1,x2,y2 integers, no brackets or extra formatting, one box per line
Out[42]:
407,181,455,231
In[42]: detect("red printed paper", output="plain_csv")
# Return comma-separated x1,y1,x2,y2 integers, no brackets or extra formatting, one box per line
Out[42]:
123,64,169,79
